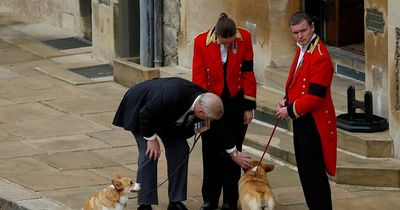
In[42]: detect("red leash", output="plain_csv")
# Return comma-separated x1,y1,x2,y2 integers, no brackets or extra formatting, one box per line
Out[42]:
256,118,281,171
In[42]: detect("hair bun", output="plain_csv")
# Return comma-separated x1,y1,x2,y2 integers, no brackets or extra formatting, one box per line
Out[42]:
218,12,228,20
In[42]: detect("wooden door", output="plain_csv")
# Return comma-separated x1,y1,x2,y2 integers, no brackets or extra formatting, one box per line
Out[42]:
326,0,364,46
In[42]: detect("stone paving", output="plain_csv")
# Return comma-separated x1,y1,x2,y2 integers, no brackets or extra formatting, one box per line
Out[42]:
1,8,400,210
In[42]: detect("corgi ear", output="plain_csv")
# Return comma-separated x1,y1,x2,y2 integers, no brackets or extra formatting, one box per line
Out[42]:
263,163,275,172
112,179,124,191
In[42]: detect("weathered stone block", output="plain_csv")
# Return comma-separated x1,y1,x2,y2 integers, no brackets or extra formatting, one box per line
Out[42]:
113,57,160,87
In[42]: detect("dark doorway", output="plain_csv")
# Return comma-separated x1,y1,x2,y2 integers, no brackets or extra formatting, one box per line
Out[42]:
118,0,140,58
79,0,92,41
305,0,324,38
305,0,364,54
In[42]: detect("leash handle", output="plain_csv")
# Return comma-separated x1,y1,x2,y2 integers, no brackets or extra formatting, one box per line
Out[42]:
256,118,280,171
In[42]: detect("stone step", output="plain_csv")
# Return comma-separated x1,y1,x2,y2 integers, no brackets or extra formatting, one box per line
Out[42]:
337,128,392,158
256,84,393,158
329,46,365,82
245,121,400,188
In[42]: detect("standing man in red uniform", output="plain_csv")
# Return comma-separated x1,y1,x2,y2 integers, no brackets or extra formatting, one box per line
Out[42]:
192,13,256,210
276,12,337,210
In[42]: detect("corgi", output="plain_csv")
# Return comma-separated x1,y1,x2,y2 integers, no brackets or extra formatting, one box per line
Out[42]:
238,160,275,210
83,176,141,210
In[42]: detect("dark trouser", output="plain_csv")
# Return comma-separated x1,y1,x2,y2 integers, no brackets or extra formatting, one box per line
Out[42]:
201,91,246,207
293,113,332,210
133,132,189,205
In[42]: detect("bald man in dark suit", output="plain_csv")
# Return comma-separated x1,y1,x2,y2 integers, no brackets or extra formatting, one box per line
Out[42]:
113,77,224,210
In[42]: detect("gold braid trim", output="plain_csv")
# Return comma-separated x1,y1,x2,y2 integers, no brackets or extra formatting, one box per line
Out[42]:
244,95,256,101
317,44,323,55
293,101,300,118
205,28,216,46
307,36,320,54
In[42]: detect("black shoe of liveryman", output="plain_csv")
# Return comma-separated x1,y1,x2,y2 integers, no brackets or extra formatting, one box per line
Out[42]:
221,203,237,210
167,201,188,210
137,205,152,210
200,201,218,210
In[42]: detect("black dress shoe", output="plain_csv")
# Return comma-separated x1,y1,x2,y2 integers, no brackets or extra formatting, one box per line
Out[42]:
200,201,218,210
137,205,152,210
221,203,237,210
168,201,188,210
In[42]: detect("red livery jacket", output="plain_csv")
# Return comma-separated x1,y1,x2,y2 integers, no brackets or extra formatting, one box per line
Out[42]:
285,36,337,176
192,27,256,110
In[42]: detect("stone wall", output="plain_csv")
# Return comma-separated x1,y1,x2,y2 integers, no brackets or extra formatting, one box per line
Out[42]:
0,0,89,38
364,0,388,118
0,0,40,23
163,0,181,66
177,0,298,84
388,0,400,158
91,0,117,62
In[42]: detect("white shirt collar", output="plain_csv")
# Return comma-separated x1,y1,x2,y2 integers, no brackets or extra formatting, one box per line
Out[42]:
295,34,316,69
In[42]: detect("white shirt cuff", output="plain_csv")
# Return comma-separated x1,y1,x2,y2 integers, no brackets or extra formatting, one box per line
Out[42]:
226,146,237,154
143,134,156,141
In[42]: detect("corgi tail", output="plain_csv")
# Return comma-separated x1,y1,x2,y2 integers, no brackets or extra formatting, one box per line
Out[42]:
242,193,275,210
261,196,275,210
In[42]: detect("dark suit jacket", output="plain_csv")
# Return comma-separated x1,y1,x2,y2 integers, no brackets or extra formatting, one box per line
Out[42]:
113,77,207,139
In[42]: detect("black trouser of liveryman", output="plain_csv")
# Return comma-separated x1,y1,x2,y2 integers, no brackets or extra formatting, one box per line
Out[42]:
201,90,246,207
293,113,332,210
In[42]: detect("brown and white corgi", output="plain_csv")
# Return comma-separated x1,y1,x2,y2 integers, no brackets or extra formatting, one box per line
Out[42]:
238,161,275,210
83,176,141,210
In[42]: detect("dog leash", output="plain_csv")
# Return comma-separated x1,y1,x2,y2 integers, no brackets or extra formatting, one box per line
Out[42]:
130,132,202,200
255,118,281,171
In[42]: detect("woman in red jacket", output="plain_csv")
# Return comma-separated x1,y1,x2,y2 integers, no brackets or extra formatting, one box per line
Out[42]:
192,12,256,210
